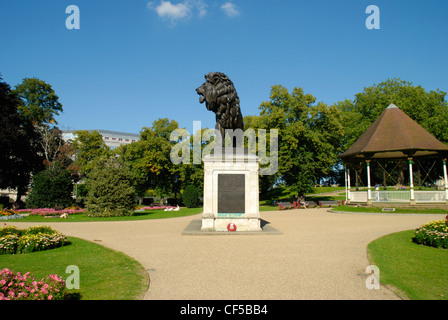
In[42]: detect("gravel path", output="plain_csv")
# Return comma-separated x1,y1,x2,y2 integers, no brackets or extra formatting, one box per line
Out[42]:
7,209,445,300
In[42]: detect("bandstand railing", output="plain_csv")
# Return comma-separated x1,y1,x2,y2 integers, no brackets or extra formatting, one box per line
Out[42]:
349,190,446,203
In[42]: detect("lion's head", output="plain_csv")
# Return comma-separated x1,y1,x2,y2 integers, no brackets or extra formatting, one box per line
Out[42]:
196,72,244,140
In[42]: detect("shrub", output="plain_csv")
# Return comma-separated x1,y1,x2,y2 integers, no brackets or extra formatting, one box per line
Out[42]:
24,225,58,235
0,225,68,254
0,268,69,300
16,233,67,254
0,235,19,254
85,160,135,217
182,185,199,208
413,219,448,249
26,165,74,209
0,225,21,237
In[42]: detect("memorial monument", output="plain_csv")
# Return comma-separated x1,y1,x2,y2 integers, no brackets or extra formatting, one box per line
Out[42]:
196,72,261,232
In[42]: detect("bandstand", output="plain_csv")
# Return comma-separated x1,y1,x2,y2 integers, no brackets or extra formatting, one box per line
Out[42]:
340,104,448,204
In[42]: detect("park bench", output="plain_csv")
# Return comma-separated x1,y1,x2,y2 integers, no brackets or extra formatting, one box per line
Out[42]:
277,201,294,210
319,200,341,208
297,201,318,209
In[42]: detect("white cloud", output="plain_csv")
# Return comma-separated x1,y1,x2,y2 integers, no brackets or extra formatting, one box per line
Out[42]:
193,0,207,17
148,0,208,25
221,2,240,17
154,1,191,20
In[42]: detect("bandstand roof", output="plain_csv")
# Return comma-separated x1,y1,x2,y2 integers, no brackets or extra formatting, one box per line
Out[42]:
339,104,448,161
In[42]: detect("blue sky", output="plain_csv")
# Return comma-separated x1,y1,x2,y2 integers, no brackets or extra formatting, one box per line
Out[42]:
1,0,447,134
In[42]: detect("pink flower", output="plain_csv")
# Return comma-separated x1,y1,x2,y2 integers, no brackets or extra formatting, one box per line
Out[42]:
48,295,53,300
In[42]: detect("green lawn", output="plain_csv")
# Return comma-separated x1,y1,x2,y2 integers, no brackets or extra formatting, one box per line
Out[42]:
0,236,148,300
367,230,448,300
16,207,203,223
333,205,448,214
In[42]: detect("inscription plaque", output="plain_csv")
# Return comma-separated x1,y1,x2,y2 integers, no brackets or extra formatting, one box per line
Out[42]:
218,174,245,214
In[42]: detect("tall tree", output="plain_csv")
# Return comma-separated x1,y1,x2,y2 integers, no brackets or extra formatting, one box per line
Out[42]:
249,85,344,196
337,78,448,148
336,78,448,187
0,76,43,206
72,130,112,175
119,118,203,203
119,119,180,201
13,77,67,167
85,158,135,217
13,77,63,126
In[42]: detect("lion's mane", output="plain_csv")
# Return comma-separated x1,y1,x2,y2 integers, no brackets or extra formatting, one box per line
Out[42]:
196,72,244,140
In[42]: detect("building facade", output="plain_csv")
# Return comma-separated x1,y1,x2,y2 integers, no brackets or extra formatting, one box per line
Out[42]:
62,129,140,150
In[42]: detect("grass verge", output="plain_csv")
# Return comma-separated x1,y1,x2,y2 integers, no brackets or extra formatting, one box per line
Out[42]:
0,236,149,300
367,230,448,300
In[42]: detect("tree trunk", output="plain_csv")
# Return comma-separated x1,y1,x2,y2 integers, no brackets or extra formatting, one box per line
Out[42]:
14,187,25,209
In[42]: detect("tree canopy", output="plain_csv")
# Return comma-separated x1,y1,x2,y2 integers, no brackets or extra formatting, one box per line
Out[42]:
118,118,204,203
26,165,74,209
85,158,135,217
0,76,43,205
72,130,112,175
13,77,63,126
335,78,448,187
337,78,448,149
245,85,345,196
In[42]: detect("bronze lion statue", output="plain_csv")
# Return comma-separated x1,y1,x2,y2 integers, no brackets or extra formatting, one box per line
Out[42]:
196,72,244,142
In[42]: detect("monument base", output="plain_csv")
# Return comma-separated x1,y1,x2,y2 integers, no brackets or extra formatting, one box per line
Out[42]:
201,215,261,232
201,149,261,232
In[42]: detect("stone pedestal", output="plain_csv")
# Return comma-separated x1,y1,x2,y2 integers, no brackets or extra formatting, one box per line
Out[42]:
202,149,261,232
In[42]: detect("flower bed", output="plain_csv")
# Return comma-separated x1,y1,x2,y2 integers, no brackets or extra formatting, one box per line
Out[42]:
16,207,85,216
413,217,448,249
0,209,18,217
0,209,25,221
0,268,69,300
0,225,68,254
0,209,25,220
